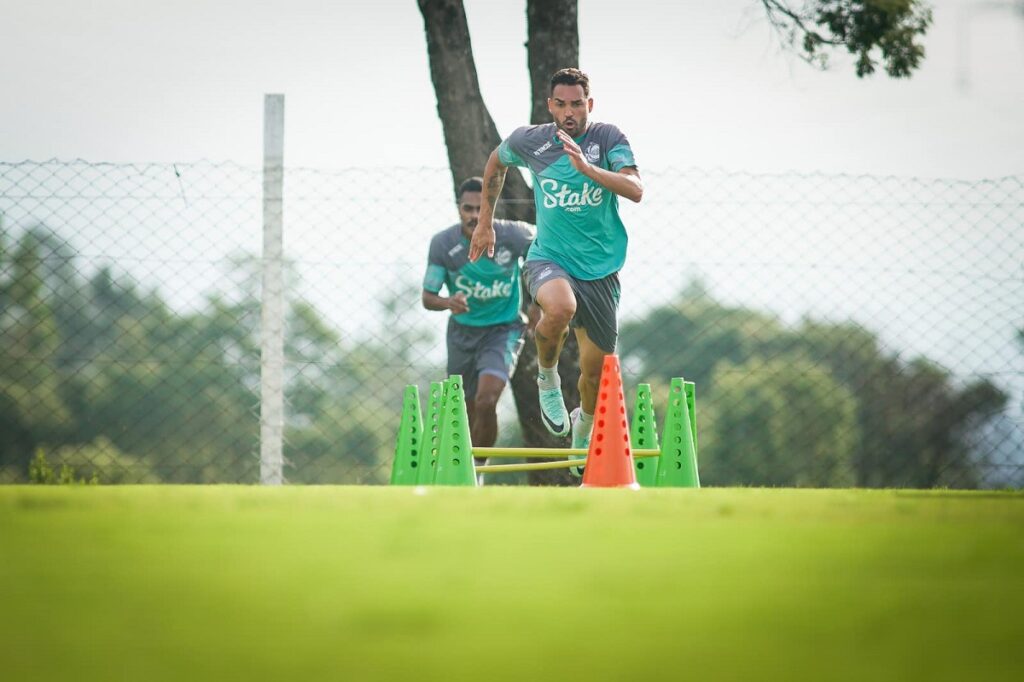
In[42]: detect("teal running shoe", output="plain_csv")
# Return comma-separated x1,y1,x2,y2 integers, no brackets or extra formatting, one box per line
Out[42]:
569,407,590,477
538,385,570,437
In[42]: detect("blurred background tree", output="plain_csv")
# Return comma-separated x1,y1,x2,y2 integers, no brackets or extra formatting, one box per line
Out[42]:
621,283,1007,487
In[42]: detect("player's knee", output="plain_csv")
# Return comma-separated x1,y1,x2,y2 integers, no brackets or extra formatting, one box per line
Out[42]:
474,390,500,414
543,299,576,327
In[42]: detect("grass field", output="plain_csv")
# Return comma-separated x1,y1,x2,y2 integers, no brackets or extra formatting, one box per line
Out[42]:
1,486,1022,681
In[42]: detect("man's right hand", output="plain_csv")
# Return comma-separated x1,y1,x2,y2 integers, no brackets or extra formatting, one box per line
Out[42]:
469,221,495,262
447,292,470,314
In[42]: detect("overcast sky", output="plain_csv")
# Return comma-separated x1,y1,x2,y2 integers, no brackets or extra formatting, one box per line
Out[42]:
2,0,1022,178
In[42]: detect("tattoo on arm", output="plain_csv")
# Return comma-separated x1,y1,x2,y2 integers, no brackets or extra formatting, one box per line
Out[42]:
485,170,506,211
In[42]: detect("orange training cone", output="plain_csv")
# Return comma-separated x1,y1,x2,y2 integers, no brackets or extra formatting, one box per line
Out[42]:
581,355,640,489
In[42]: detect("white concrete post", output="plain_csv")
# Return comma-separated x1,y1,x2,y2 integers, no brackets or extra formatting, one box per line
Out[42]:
260,94,285,485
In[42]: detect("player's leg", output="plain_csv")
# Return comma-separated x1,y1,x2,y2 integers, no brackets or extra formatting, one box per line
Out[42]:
574,326,606,416
533,278,575,436
470,373,502,486
526,261,577,437
567,273,621,475
471,373,504,447
567,327,606,475
446,318,479,438
472,323,526,448
534,277,575,368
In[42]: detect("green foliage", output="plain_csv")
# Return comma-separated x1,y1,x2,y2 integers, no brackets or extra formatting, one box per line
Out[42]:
28,449,54,484
621,282,1007,488
1,225,433,484
28,448,99,485
763,0,933,78
702,357,857,486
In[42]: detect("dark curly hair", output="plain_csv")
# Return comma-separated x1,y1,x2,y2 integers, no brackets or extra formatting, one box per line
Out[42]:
457,176,482,200
549,68,590,97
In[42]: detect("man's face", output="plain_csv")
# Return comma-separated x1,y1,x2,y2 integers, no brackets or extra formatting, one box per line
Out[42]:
458,190,482,237
548,84,592,136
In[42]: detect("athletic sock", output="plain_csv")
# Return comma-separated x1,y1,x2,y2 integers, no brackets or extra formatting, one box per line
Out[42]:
537,364,560,390
577,410,594,429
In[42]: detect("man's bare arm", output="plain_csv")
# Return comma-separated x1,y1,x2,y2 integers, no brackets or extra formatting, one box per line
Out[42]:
469,149,508,262
422,290,469,314
581,165,642,203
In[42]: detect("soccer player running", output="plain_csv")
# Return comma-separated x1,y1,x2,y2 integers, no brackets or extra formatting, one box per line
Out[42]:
423,177,535,476
469,68,642,476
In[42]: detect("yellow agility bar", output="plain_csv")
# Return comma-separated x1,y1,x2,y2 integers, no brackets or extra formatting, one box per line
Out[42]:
474,448,660,474
472,447,660,459
475,459,590,473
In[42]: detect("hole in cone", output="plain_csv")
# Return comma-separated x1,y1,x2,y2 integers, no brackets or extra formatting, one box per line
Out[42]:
453,458,460,465
595,448,602,455
598,420,605,427
597,433,604,442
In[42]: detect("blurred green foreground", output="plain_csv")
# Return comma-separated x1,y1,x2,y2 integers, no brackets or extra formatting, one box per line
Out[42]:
1,486,1022,681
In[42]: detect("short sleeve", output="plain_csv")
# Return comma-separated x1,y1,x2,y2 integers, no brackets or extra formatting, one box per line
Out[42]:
604,125,637,172
422,238,447,293
497,127,529,167
512,222,535,257
423,265,445,293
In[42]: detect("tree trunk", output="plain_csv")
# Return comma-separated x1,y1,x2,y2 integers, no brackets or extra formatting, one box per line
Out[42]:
417,0,532,218
527,0,579,125
418,0,581,485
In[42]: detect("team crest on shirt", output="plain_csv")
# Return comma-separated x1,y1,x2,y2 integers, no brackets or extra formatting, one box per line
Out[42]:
585,143,601,163
494,247,513,265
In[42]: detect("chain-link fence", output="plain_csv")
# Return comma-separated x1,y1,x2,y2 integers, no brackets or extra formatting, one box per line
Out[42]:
1,159,1021,487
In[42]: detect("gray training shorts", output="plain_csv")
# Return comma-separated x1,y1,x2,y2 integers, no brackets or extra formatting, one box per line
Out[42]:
524,259,621,353
446,318,526,400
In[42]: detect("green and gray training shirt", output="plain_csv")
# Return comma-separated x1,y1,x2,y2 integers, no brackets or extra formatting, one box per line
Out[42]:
498,122,637,281
423,221,534,327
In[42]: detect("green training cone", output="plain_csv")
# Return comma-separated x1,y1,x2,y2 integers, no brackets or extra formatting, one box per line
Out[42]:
631,383,660,487
433,375,477,486
685,381,699,462
655,377,700,488
389,384,424,485
418,381,444,485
